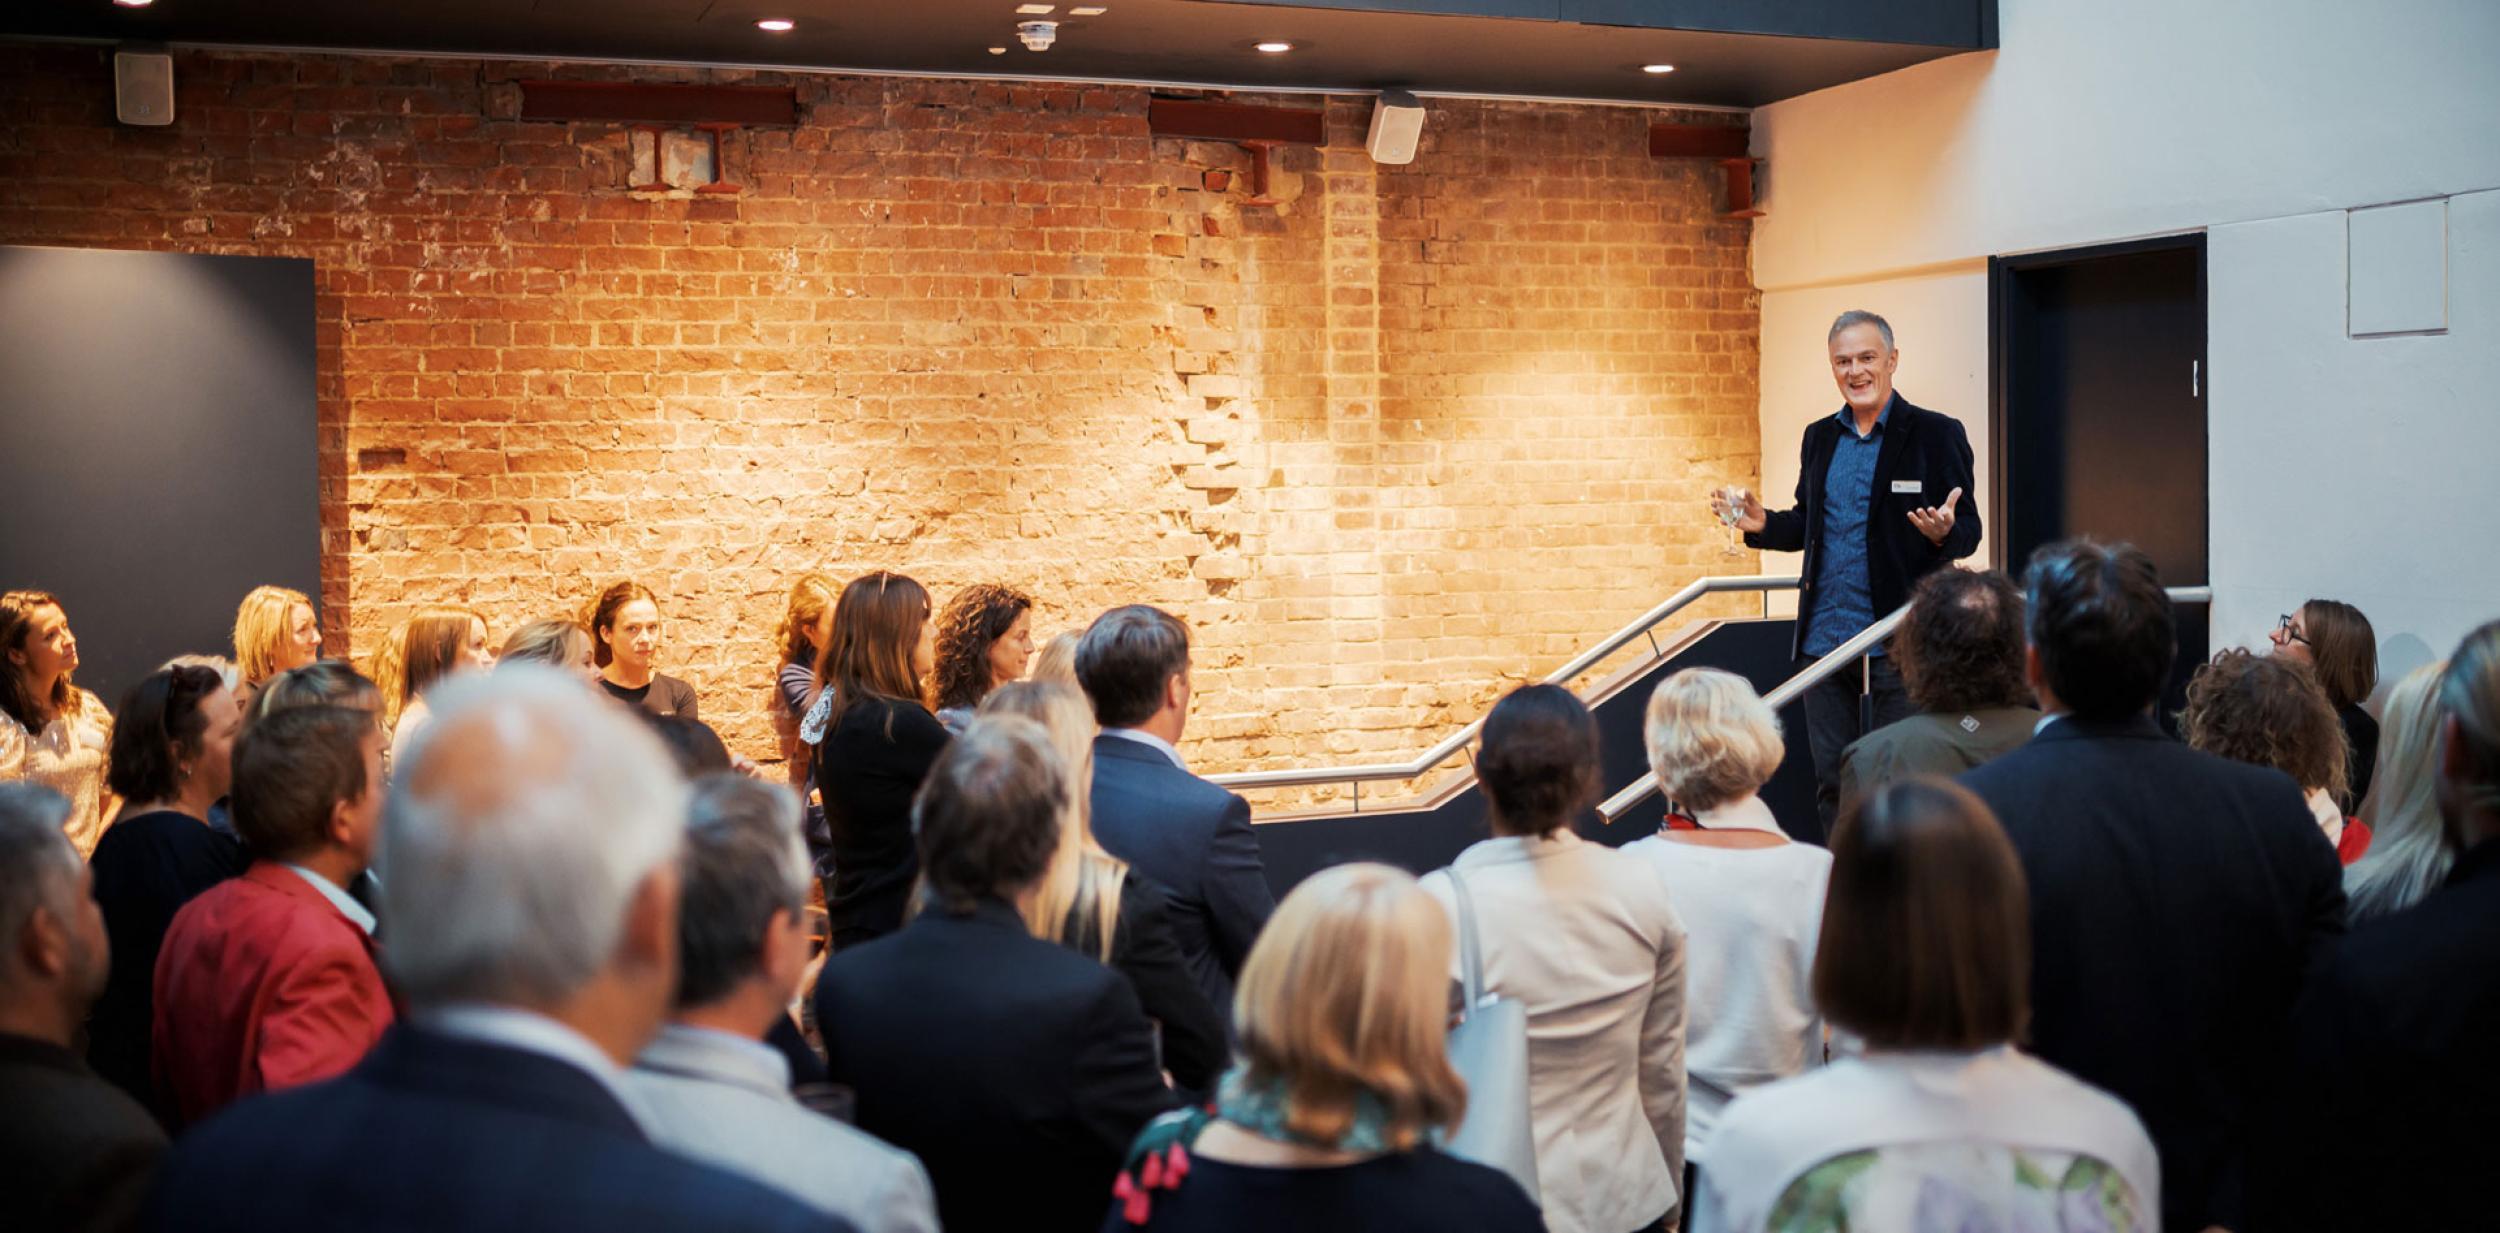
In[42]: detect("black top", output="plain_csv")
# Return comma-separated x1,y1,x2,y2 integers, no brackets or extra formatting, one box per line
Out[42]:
143,1026,839,1233
2249,838,2500,1231
1102,1145,1544,1233
1070,877,1228,1096
1744,393,1983,660
2337,701,2378,808
814,696,950,949
816,899,1177,1233
599,673,699,720
0,1031,167,1233
86,809,248,1112
1959,715,2345,1233
1087,736,1275,1020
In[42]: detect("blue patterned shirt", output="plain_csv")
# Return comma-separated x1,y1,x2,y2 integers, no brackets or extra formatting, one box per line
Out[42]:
1802,398,1892,657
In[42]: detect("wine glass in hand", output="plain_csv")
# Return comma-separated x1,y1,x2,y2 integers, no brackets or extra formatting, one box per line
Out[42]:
1711,485,1757,556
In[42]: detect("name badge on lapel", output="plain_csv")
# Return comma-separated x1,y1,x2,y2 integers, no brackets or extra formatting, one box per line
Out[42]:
1890,480,1924,495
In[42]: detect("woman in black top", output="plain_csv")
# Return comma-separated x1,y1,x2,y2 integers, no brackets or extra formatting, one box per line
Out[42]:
588,581,699,719
979,681,1226,1095
87,664,248,1112
2274,599,2380,806
1104,863,1542,1233
803,570,946,949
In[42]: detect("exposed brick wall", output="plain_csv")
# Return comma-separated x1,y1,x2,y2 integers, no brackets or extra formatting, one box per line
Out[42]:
0,46,1761,799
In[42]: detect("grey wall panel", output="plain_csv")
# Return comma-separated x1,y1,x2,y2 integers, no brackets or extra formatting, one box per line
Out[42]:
0,246,320,712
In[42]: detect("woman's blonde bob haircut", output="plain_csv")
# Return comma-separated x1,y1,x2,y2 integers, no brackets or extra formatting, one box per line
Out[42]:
232,585,314,685
1644,666,1785,812
1232,862,1467,1152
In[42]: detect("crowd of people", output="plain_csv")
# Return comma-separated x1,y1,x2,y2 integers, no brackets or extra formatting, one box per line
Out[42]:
1,536,2496,1233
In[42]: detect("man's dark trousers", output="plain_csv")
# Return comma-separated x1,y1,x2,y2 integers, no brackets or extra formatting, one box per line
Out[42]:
1800,655,1914,839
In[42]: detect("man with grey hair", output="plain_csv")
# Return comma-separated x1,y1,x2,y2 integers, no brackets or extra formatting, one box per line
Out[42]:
1713,309,1981,835
143,667,843,1233
1076,603,1273,1017
626,774,938,1232
0,783,166,1233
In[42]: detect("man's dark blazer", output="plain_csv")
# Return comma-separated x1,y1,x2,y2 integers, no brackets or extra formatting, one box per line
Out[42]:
814,899,1178,1233
1959,715,2345,1233
1745,394,1981,659
0,1031,165,1233
142,1025,841,1233
1088,733,1275,1015
2246,838,2500,1232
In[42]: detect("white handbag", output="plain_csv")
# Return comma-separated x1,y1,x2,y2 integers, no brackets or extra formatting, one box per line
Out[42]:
1438,866,1543,1206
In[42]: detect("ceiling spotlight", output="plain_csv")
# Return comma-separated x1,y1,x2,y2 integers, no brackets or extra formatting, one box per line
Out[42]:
756,18,795,31
989,46,1008,54
1255,41,1293,53
1641,63,1676,74
1070,5,1107,13
113,0,155,7
1016,3,1056,12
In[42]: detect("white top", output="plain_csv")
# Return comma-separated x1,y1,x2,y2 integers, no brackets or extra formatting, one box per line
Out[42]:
388,696,432,777
0,688,114,857
1426,831,1689,1233
1620,795,1832,1161
1695,1046,2160,1233
626,1024,938,1233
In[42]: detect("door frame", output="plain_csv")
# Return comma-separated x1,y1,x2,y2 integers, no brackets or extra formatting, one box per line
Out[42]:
1985,231,2208,573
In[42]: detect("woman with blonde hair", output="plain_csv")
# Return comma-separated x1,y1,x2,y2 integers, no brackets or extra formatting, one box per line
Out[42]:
1029,630,1081,688
2343,662,2458,922
1,590,116,855
230,585,322,698
979,680,1224,1093
1623,667,1831,1180
771,573,839,880
496,618,597,681
1106,862,1542,1231
802,570,947,948
382,606,490,770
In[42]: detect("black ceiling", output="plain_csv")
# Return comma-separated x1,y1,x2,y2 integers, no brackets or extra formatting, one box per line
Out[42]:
5,0,1989,107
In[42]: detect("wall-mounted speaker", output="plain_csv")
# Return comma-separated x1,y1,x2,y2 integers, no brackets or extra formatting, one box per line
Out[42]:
1366,90,1424,166
115,51,175,127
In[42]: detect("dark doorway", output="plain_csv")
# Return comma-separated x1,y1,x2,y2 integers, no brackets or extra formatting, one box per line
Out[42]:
1991,234,2209,714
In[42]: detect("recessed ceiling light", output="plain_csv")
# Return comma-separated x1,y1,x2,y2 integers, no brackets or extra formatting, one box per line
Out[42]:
989,46,1008,54
1016,3,1056,13
113,0,154,7
756,18,795,31
1642,63,1676,74
1070,5,1107,14
1255,41,1293,53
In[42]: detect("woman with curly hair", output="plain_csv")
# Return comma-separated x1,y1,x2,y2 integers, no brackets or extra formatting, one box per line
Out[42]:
929,583,1034,732
2183,648,2365,863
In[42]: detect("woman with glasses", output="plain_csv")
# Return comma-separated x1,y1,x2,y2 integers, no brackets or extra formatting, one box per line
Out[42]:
2271,600,2379,807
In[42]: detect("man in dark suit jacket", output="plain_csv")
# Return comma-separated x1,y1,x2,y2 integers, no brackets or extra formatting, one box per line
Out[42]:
1722,311,1981,834
141,669,841,1233
1076,604,1274,1016
0,784,167,1233
1960,541,2344,1233
817,716,1177,1233
2246,621,2500,1233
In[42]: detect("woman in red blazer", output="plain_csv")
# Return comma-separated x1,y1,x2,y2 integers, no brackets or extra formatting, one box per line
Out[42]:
153,702,394,1128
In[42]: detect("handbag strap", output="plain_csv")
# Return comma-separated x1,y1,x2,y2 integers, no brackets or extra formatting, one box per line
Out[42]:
1443,866,1486,1020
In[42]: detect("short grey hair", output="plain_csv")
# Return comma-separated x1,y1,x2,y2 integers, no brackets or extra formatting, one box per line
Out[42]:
0,784,79,959
673,774,810,1009
160,654,242,695
1644,668,1786,812
380,664,688,1011
1828,310,1896,352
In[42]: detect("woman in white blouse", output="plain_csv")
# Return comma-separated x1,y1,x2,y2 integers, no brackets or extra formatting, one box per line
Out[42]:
1,590,115,855
1425,684,1688,1233
1694,778,2159,1233
1622,668,1830,1175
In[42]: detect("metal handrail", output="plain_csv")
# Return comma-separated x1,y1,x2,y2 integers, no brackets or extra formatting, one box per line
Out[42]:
1594,584,2218,822
1207,573,1802,794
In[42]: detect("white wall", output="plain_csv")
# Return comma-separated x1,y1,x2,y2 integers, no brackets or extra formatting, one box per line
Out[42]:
1746,0,2500,692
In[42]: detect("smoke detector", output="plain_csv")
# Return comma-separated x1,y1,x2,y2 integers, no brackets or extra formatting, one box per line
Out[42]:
1016,20,1058,50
